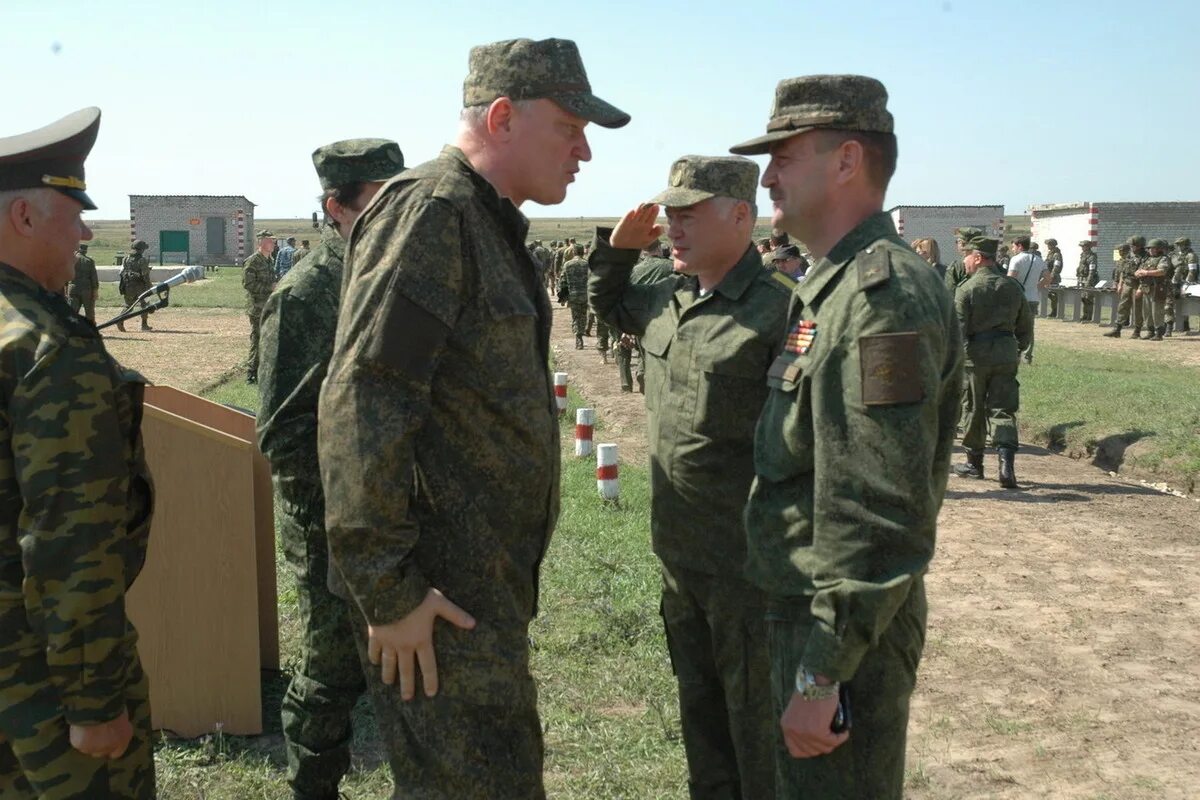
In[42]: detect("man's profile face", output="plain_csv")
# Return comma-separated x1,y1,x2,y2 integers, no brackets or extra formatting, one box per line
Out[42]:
509,99,592,206
762,132,832,239
665,198,741,278
38,192,94,289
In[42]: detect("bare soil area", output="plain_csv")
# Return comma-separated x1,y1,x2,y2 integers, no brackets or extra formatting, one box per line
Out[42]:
98,305,248,393
550,297,1200,799
1036,314,1200,366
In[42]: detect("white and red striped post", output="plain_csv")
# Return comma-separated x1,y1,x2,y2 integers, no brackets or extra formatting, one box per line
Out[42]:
596,443,619,504
129,204,136,250
553,372,568,415
574,408,594,457
1087,203,1099,243
896,216,904,238
235,209,245,261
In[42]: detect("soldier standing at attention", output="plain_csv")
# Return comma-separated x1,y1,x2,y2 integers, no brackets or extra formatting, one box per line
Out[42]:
561,243,590,349
1135,239,1170,341
731,75,961,798
117,239,152,331
257,139,404,800
1076,240,1099,323
1172,237,1196,334
951,235,1032,486
1044,238,1064,317
68,241,98,321
0,107,156,799
590,157,792,798
242,229,276,383
318,38,628,799
1105,241,1136,337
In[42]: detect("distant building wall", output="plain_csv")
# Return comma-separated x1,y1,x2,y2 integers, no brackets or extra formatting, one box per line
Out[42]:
1030,202,1200,283
129,195,255,266
887,205,1005,264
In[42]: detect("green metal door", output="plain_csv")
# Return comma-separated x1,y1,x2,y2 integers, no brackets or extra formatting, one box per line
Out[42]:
159,230,190,265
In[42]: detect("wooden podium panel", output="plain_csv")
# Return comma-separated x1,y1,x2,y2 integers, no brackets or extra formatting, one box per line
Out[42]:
126,386,277,736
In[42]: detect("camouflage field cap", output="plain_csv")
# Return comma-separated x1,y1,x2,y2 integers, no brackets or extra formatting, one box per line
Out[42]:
771,244,802,261
966,235,1000,258
955,226,984,241
463,38,630,129
1045,238,1058,246
1147,238,1169,249
1078,239,1094,247
730,75,892,156
1127,235,1145,246
1175,237,1190,246
0,107,101,210
256,229,275,238
131,239,147,251
649,155,759,207
312,138,404,191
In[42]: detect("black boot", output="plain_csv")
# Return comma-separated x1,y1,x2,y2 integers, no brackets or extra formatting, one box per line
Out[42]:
1164,322,1174,338
1153,326,1164,341
953,450,984,479
998,448,1017,489
637,374,645,394
575,335,584,350
1130,327,1142,339
1103,324,1121,338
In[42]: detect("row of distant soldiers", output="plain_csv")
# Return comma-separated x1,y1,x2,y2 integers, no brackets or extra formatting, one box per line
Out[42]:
533,236,674,393
1101,235,1196,339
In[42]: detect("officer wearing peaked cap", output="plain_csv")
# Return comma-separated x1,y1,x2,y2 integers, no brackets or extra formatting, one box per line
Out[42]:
590,154,791,799
0,108,157,798
257,138,403,800
732,76,962,798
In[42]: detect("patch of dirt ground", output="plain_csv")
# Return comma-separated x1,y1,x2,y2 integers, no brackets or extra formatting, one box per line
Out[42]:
550,297,1200,799
1035,313,1200,366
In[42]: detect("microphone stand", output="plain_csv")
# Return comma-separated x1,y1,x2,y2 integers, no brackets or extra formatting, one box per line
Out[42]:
97,287,171,331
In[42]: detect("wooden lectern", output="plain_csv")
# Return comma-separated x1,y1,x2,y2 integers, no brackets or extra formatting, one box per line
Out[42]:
126,386,278,737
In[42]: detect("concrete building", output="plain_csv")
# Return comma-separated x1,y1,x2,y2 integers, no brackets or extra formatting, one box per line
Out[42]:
887,205,1005,262
129,195,255,266
1030,202,1200,283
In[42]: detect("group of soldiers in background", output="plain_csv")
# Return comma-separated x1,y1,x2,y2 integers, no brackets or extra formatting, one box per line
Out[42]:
1102,235,1197,339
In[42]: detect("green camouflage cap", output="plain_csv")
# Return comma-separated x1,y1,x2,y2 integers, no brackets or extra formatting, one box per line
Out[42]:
1045,238,1058,246
312,138,404,191
955,226,984,241
1147,238,1168,249
1078,239,1094,247
1174,237,1190,246
730,75,892,156
463,38,630,129
0,107,101,209
256,229,275,238
1127,235,1145,246
649,155,759,207
131,239,147,251
965,234,999,257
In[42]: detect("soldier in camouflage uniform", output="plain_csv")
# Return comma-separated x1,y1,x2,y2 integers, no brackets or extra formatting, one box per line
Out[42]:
292,238,311,267
317,38,628,799
951,235,1033,486
257,139,403,800
1135,238,1170,340
731,75,962,799
943,226,982,293
1044,238,1064,317
1105,241,1136,337
0,107,156,800
561,243,590,348
1173,237,1196,334
242,229,277,383
1076,240,1099,323
117,239,153,331
997,244,1010,271
614,242,674,392
591,156,790,799
68,242,98,321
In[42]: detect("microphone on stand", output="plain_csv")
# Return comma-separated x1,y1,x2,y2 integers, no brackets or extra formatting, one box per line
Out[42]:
138,265,205,300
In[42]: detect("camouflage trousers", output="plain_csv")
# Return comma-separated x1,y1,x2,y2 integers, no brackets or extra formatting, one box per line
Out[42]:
68,290,97,322
595,318,610,354
1133,290,1163,333
121,288,150,328
350,616,546,800
278,507,366,800
247,308,263,379
768,579,926,800
961,362,1020,452
615,336,644,392
660,561,775,800
569,302,588,338
1080,292,1095,323
1047,288,1060,317
0,644,155,799
1116,285,1136,326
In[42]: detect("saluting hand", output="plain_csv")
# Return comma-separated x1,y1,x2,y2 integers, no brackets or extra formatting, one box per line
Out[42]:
69,710,134,760
610,203,664,251
780,690,849,759
368,588,476,700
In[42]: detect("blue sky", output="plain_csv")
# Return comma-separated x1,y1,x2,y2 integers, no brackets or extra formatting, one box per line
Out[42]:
4,0,1196,219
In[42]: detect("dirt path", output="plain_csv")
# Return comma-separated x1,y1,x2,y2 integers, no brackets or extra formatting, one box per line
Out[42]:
551,295,1200,799
1035,313,1200,366
98,306,248,394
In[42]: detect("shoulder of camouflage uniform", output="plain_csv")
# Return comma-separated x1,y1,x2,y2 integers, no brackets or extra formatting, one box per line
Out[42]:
758,267,796,296
855,236,910,291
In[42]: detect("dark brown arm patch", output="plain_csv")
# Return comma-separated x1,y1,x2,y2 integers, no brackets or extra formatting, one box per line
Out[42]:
859,332,924,406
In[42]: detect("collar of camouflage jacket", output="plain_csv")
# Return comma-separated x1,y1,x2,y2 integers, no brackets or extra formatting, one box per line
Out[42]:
321,224,345,260
0,259,61,299
796,211,898,305
438,145,530,244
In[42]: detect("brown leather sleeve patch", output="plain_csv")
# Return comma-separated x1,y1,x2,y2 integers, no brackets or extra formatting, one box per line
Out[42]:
859,332,924,406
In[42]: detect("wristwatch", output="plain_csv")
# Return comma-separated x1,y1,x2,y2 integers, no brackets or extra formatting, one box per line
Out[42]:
794,668,839,701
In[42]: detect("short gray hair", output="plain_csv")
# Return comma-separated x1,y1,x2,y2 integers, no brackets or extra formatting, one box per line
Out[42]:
459,98,538,127
0,188,54,217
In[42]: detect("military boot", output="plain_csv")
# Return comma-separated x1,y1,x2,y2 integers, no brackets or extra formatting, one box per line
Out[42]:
998,448,1017,489
636,374,645,394
953,450,984,479
1102,324,1121,338
575,335,584,350
1163,322,1173,338
116,321,126,332
1130,327,1142,339
1154,326,1165,341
